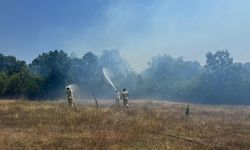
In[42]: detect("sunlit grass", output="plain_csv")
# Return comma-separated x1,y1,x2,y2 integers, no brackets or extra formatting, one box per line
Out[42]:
0,100,249,149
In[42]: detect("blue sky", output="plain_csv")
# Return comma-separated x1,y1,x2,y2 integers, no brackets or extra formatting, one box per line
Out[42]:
0,0,250,72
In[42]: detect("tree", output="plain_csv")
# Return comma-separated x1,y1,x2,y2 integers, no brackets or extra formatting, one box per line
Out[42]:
0,53,29,98
29,50,70,98
23,73,44,99
190,50,250,104
0,53,26,75
243,62,250,72
0,72,7,96
69,52,101,95
142,55,202,99
204,50,233,73
5,69,28,97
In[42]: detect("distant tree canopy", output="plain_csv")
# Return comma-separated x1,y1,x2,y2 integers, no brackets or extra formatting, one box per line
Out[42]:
142,55,202,99
190,50,250,104
0,54,26,75
29,50,70,98
0,49,250,105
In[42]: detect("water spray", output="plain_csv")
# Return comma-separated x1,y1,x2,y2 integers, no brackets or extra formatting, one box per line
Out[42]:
102,68,118,91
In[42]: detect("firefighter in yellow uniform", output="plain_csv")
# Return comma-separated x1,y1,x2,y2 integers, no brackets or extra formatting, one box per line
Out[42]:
121,89,129,108
66,87,77,111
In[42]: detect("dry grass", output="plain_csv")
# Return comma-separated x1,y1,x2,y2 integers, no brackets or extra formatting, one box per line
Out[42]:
0,100,250,150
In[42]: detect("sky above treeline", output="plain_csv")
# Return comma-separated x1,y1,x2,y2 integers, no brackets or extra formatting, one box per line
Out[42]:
0,0,250,72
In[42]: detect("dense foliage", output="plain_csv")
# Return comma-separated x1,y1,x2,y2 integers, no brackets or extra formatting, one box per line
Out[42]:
0,50,249,104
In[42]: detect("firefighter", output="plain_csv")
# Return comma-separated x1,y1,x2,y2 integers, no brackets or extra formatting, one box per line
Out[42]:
66,87,77,111
115,90,120,105
121,89,129,108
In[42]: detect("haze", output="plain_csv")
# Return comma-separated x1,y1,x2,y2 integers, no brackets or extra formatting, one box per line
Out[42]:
0,0,250,72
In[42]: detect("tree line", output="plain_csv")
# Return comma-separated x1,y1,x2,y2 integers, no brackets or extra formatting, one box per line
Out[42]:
0,50,250,105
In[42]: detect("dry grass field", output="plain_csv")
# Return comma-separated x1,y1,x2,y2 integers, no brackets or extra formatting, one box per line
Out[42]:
0,100,250,150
